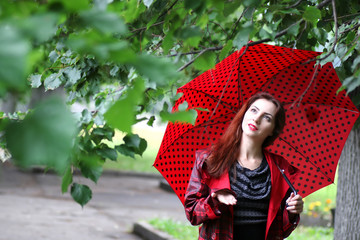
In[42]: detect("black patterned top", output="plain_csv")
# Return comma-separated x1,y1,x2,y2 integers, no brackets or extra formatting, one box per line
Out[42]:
229,157,271,225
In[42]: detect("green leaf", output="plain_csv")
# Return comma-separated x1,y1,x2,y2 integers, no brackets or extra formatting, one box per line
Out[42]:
96,145,118,161
66,31,135,63
79,9,128,35
243,0,263,7
162,31,174,54
80,109,92,124
184,0,202,11
160,109,198,125
259,24,276,40
193,51,217,71
49,0,90,12
92,127,114,141
116,144,136,158
29,74,42,88
5,97,77,175
219,40,233,61
71,183,92,207
133,55,180,86
319,53,336,66
336,43,351,62
0,24,30,91
288,23,300,36
124,134,147,154
194,107,210,112
16,13,59,43
351,55,360,71
146,15,158,30
147,116,155,126
49,50,59,63
178,101,189,111
116,134,147,158
340,76,360,93
184,36,202,48
346,31,356,45
44,73,62,91
310,28,328,44
61,167,73,193
78,155,103,183
233,22,254,48
303,6,321,26
104,78,145,133
119,0,146,23
63,67,82,85
177,26,202,40
223,1,242,16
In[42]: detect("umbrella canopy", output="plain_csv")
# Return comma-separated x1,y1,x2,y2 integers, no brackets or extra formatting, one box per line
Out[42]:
154,43,359,205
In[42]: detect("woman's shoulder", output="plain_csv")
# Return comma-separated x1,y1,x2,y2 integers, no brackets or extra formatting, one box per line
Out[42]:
195,147,211,166
264,150,299,174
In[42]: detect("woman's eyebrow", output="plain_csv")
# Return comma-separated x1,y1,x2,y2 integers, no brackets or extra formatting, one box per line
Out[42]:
253,105,274,117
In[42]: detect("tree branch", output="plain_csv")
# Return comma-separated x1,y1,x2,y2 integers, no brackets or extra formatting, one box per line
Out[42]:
316,0,332,9
177,46,223,72
291,64,321,108
167,47,223,57
177,0,333,71
130,21,165,33
228,7,249,40
247,0,332,47
340,23,360,35
129,0,179,35
248,19,304,47
304,0,338,64
157,0,179,20
209,21,227,36
285,0,303,10
323,12,360,22
293,0,338,106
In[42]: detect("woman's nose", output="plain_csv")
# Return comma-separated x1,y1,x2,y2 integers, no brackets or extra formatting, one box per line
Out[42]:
253,114,261,123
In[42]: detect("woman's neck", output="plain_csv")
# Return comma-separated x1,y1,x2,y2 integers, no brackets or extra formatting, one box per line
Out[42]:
238,135,264,170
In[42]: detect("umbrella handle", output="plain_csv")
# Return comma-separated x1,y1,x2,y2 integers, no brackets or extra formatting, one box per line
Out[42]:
274,162,298,195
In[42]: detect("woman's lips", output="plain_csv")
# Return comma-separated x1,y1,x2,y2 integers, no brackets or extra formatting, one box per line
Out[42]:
248,124,258,131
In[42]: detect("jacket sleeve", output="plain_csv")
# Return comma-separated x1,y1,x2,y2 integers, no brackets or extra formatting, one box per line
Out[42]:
184,157,222,226
281,191,300,238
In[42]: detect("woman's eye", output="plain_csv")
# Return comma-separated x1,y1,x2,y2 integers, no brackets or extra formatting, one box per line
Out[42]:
250,108,257,113
264,115,272,121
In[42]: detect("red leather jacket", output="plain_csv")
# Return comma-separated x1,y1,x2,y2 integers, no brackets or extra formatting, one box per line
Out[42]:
184,149,300,240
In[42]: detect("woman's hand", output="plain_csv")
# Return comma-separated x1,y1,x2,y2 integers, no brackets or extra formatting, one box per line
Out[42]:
286,192,303,214
211,191,237,205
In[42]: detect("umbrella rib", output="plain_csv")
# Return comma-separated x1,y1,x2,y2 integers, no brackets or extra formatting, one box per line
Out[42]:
278,137,334,184
237,45,249,105
200,50,248,145
179,87,237,113
283,102,359,114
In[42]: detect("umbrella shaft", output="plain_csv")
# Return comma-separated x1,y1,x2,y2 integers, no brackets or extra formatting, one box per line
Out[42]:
275,162,298,195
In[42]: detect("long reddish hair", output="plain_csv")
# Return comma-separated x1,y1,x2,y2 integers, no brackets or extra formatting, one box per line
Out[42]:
206,92,286,178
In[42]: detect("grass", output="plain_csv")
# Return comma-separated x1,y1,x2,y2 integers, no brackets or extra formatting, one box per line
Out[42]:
148,218,198,240
302,175,337,218
102,122,166,174
286,226,334,240
148,218,334,240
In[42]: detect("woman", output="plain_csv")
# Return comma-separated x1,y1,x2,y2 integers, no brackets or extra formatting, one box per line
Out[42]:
184,92,303,240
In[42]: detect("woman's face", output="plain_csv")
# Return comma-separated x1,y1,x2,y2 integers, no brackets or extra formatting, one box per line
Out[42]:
241,98,277,143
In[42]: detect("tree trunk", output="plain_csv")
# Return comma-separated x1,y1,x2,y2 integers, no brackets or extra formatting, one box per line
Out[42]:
334,129,360,239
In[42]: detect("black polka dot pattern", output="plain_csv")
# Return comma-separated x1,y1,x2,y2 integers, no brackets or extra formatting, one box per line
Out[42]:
154,43,360,205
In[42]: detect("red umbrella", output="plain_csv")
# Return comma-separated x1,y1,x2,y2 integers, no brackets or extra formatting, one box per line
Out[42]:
154,43,359,205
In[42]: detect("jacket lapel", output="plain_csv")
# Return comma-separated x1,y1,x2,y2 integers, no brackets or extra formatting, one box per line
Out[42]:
264,151,300,238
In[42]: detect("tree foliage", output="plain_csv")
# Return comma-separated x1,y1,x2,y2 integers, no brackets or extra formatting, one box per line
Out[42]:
0,0,359,207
